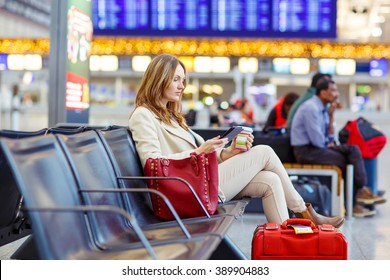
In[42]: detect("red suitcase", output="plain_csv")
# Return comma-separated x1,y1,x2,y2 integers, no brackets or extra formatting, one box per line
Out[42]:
252,218,348,260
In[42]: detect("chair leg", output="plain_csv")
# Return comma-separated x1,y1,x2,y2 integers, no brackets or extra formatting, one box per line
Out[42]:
346,164,354,220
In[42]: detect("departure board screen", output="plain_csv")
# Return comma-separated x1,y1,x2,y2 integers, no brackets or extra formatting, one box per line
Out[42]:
151,0,209,30
93,0,149,31
92,0,337,38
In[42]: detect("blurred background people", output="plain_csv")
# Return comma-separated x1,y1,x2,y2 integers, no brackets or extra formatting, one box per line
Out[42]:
264,91,299,130
11,84,22,130
287,73,332,128
224,98,254,127
291,79,386,218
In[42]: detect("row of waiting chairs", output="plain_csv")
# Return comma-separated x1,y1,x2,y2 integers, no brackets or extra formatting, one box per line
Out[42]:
0,125,93,247
0,124,126,245
0,126,248,259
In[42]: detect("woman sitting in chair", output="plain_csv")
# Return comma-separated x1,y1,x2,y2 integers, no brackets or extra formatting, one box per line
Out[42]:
129,54,344,228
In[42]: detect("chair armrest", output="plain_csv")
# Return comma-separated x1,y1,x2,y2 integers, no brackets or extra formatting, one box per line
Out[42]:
80,187,191,239
23,204,157,260
117,175,211,218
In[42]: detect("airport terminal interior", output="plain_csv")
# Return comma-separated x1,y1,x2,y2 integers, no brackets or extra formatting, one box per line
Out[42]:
1,0,390,260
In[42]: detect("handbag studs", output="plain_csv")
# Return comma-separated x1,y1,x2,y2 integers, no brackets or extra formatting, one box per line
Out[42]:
144,151,218,219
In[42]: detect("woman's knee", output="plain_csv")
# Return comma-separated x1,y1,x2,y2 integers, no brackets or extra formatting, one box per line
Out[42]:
256,171,283,196
252,144,275,156
239,171,282,198
266,171,282,189
251,145,279,163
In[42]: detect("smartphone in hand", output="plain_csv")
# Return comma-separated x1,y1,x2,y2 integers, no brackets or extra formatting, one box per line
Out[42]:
221,126,243,142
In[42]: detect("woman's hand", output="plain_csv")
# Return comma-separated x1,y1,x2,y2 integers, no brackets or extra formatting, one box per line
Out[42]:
231,133,254,152
194,136,227,155
221,133,254,161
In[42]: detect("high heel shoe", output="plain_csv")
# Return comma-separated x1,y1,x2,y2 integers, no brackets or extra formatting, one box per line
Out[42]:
294,203,344,228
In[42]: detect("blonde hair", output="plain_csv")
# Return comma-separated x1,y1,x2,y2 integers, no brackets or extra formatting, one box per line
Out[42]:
135,54,188,130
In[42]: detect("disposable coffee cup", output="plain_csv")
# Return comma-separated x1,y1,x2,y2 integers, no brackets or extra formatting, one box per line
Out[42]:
235,126,253,151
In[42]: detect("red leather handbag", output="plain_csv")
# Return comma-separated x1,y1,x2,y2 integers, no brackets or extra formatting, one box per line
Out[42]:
252,218,348,260
143,151,219,220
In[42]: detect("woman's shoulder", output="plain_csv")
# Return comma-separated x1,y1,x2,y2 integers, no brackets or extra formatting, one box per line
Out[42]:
133,105,150,114
131,106,155,119
129,106,159,132
130,106,162,129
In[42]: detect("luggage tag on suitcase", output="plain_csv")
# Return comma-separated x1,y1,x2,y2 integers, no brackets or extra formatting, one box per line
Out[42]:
289,225,314,234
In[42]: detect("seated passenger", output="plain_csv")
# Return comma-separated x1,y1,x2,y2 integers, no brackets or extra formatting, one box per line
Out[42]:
264,91,299,130
286,72,332,128
225,98,254,127
129,54,344,228
290,79,386,217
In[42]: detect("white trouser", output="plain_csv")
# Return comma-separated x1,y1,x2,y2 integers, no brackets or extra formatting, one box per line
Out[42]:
218,145,306,224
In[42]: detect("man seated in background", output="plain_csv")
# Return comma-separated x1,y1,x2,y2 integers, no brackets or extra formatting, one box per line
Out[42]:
290,79,386,218
286,72,332,128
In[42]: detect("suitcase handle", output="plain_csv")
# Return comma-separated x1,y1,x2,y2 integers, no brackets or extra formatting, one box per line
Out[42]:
281,218,316,230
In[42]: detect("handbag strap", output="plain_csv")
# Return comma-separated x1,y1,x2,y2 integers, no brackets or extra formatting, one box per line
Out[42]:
160,158,170,176
190,154,199,176
159,155,201,177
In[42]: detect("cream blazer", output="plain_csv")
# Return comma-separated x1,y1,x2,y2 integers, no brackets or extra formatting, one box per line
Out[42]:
129,106,224,168
129,106,225,201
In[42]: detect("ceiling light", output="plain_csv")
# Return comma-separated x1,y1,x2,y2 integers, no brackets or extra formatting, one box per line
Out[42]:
203,96,214,106
374,15,386,23
100,55,118,71
201,84,212,94
24,55,42,70
211,85,223,95
183,84,197,94
336,59,356,75
318,58,337,74
89,55,100,71
290,58,310,74
371,27,383,37
379,7,390,13
132,56,151,72
212,57,230,73
194,57,212,73
238,57,258,73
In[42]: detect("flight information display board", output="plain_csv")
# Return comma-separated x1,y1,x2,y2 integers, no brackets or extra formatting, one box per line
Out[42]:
93,0,149,30
151,0,209,30
92,0,336,38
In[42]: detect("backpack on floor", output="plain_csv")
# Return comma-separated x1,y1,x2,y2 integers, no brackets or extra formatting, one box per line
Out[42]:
292,177,331,217
338,117,387,159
